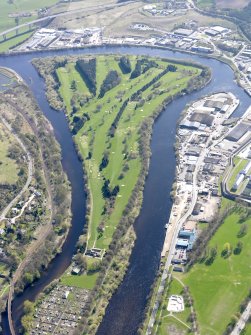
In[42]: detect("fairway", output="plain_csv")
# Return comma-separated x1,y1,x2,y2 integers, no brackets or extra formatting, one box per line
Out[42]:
53,55,203,251
183,212,251,334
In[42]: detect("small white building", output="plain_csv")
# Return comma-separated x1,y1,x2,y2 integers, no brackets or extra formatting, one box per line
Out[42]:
167,295,185,312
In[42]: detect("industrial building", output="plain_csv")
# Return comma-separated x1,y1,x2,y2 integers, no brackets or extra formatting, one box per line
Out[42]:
226,122,251,142
192,203,202,215
203,99,225,111
232,173,245,191
179,120,200,130
189,112,214,127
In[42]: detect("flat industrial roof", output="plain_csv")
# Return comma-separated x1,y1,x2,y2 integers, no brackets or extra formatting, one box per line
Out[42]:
226,122,250,142
190,112,214,126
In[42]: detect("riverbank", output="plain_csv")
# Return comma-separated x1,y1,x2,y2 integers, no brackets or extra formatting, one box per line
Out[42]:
0,41,243,86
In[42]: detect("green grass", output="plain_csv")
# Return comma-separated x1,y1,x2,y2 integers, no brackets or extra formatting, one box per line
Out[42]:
242,322,251,335
183,212,251,335
196,0,214,9
0,284,9,298
0,0,59,51
0,262,9,276
0,0,58,33
155,277,192,335
0,29,34,52
158,316,189,335
0,124,19,184
220,197,234,212
57,55,200,250
60,272,98,289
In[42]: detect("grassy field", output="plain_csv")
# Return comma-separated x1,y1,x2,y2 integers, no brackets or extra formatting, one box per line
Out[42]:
0,29,34,52
0,123,19,184
0,0,58,33
56,55,200,251
183,212,251,335
196,0,214,9
156,277,192,335
242,322,251,335
0,0,58,52
60,272,98,290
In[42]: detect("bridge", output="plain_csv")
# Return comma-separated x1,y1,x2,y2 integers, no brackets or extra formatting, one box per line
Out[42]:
0,1,136,40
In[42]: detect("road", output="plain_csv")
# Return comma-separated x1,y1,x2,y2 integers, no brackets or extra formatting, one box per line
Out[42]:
0,0,137,38
0,116,33,222
10,193,35,224
231,301,251,335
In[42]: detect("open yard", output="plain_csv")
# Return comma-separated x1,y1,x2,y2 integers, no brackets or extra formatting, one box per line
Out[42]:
183,211,251,335
56,55,201,251
60,272,98,290
156,277,192,335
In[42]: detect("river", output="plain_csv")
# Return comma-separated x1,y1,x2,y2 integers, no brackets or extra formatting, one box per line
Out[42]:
0,46,250,335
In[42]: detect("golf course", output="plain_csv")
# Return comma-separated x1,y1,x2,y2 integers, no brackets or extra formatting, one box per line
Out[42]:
54,55,204,251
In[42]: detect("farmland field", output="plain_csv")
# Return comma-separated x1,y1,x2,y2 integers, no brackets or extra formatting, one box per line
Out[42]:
0,0,59,52
0,0,58,33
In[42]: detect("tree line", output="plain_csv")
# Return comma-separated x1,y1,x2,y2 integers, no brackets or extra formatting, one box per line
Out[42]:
99,70,121,98
76,58,97,96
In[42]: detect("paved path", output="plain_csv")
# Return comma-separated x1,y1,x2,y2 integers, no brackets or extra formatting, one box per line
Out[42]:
231,301,251,335
8,193,35,224
0,116,33,222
